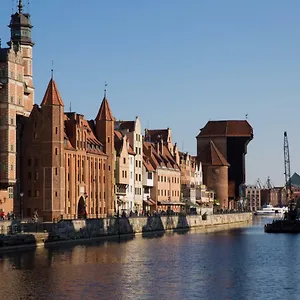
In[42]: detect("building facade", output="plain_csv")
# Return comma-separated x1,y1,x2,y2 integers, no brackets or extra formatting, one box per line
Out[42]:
20,78,115,221
115,117,143,212
0,2,34,215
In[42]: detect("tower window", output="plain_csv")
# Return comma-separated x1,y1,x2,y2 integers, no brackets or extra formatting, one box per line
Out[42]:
10,118,13,125
18,98,21,105
10,96,14,103
55,127,58,134
55,148,58,155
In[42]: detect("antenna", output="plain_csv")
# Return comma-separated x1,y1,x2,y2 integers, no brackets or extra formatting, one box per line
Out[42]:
51,60,54,78
104,81,107,98
245,113,248,120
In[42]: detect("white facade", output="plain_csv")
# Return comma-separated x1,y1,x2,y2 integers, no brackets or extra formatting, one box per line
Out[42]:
194,162,203,186
127,153,135,212
143,166,154,201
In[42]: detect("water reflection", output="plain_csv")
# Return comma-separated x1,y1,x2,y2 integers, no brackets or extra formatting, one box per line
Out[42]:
1,219,300,299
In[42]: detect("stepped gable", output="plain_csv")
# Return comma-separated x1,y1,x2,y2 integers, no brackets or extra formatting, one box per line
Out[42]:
197,120,253,138
41,78,64,106
198,141,229,167
96,96,114,121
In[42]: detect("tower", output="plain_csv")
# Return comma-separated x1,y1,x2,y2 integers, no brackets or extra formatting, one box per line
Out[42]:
8,0,35,111
0,1,34,214
95,92,115,216
39,78,65,221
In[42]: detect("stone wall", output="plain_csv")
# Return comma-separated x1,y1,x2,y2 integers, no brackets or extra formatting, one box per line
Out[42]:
0,213,252,249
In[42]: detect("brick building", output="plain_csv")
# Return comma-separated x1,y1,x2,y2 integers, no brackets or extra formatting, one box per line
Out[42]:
0,2,34,215
20,78,115,221
196,120,253,209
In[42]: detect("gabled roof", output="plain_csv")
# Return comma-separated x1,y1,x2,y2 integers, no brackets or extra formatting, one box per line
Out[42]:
41,78,64,106
114,130,135,156
198,141,229,167
289,173,300,188
116,121,135,132
197,120,253,138
96,97,114,121
145,129,169,143
143,141,180,171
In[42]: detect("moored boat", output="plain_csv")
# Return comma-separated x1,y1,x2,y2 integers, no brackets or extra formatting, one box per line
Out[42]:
254,204,288,216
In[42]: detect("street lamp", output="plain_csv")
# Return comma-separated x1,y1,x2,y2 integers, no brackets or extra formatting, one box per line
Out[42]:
20,192,24,220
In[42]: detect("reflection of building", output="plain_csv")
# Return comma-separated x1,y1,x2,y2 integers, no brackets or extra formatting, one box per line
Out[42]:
196,120,253,209
0,3,34,214
20,78,115,221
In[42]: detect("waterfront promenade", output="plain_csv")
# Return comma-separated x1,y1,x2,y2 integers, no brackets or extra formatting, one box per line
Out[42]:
0,212,251,251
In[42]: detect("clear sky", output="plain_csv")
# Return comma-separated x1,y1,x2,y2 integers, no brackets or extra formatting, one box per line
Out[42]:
1,0,300,187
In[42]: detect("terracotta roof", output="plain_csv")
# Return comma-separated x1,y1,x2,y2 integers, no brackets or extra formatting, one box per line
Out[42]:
143,141,180,171
143,154,155,172
114,130,136,156
41,78,64,106
198,141,229,166
197,120,253,138
96,97,114,121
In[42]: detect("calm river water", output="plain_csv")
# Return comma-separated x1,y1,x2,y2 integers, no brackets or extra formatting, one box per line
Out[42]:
0,217,299,300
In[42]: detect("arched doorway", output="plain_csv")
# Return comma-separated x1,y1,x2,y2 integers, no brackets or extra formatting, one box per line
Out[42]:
77,196,86,219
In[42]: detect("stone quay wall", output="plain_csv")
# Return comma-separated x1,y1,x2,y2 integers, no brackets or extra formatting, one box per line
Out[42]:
0,213,252,249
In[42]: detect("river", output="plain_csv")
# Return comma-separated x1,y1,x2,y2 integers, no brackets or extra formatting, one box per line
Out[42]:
0,217,299,300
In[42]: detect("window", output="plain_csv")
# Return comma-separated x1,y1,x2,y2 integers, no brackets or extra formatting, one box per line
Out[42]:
34,132,38,139
139,161,141,168
55,192,58,197
123,158,126,164
35,190,39,197
55,148,58,155
55,168,58,175
10,118,13,125
34,172,38,180
139,174,141,181
18,98,21,105
10,96,14,103
10,145,13,152
10,164,13,171
28,190,31,197
55,127,58,134
8,187,13,199
108,137,110,143
28,158,32,166
148,172,152,180
28,172,32,180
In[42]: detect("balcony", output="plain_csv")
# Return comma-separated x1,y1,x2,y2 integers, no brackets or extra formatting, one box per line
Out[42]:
115,183,128,196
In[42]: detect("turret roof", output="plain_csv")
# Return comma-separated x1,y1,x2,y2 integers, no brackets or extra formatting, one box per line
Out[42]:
41,78,64,107
96,97,114,121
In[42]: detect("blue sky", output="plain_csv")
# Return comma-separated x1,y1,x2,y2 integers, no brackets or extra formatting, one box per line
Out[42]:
1,0,300,187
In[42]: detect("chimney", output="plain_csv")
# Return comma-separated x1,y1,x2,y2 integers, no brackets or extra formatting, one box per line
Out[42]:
148,144,153,156
160,139,164,156
156,141,160,155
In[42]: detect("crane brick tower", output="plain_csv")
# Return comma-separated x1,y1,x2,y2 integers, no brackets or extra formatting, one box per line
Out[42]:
196,120,253,209
0,1,34,214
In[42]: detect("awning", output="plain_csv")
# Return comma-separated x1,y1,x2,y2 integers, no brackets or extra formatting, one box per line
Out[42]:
143,199,156,206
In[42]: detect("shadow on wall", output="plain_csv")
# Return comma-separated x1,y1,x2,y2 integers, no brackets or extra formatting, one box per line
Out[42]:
174,214,190,235
142,216,165,238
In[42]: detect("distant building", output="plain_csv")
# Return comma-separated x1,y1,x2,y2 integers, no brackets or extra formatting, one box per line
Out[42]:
196,120,253,209
245,185,261,211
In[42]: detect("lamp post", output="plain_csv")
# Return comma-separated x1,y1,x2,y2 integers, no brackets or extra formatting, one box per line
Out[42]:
20,192,24,220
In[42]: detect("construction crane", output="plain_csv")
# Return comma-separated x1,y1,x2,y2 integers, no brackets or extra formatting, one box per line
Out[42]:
265,176,274,189
283,131,293,208
256,178,263,189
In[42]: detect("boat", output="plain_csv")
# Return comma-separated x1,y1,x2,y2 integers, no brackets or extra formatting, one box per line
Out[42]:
254,204,288,216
